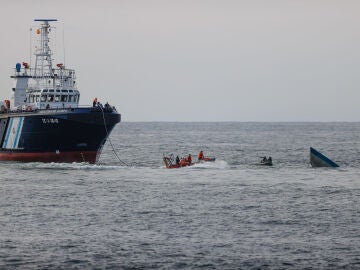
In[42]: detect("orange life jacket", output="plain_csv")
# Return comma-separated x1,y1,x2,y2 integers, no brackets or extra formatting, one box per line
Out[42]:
179,159,187,166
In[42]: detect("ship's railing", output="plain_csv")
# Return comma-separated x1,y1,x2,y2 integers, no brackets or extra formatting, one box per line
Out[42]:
0,104,117,115
15,66,78,90
13,67,76,80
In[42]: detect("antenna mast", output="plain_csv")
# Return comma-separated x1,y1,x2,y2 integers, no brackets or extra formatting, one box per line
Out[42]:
33,19,57,79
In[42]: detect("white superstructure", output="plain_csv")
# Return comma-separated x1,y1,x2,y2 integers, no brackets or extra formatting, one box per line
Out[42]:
11,19,80,110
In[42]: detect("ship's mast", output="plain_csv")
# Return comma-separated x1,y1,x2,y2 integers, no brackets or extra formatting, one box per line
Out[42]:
33,19,57,79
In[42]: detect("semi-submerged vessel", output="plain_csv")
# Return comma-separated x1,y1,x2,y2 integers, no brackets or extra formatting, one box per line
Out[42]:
310,147,339,168
0,19,120,163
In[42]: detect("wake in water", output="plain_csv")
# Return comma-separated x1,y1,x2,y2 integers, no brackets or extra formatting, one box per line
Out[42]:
191,159,229,169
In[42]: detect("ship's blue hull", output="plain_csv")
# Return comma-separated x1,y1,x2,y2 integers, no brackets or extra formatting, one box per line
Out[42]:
0,107,120,163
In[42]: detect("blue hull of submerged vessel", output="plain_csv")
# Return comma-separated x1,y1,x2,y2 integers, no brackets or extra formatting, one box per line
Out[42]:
0,107,120,163
310,147,339,168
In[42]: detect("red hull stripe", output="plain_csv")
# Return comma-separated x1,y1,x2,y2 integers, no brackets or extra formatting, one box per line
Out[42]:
0,151,98,163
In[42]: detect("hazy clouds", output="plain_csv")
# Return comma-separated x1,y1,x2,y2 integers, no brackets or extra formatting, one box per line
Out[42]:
1,0,359,121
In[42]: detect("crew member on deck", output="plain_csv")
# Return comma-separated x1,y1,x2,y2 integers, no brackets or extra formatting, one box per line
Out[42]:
93,97,98,107
176,155,180,165
198,150,204,161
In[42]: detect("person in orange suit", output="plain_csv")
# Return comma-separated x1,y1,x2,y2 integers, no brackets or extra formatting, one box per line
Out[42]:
198,150,204,161
187,154,192,165
179,157,187,167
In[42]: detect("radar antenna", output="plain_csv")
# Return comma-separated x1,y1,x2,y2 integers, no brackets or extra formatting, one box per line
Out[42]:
33,19,58,79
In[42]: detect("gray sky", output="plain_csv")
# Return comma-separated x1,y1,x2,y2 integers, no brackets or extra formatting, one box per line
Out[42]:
1,0,359,121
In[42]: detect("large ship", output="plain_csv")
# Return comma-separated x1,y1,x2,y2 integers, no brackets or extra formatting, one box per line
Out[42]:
0,19,120,163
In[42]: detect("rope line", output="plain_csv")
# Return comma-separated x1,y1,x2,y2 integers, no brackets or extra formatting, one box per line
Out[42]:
99,106,130,166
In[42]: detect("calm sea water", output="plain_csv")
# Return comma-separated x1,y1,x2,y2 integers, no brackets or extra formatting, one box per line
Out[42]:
1,122,360,269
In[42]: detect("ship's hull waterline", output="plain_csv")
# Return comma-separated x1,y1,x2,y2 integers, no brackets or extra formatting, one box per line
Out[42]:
0,108,120,163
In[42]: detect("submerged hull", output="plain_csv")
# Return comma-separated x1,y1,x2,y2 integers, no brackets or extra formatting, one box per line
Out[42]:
0,107,120,163
310,147,339,168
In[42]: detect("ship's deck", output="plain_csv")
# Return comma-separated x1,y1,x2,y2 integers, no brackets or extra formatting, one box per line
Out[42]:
0,106,117,118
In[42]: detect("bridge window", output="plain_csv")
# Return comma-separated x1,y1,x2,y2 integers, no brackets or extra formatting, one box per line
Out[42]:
61,95,68,102
48,95,54,102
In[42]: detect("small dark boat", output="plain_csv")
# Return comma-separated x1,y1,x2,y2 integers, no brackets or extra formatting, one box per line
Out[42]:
310,147,339,168
259,156,273,166
260,160,273,166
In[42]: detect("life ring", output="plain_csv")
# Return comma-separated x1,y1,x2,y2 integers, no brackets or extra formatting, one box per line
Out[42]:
26,106,32,112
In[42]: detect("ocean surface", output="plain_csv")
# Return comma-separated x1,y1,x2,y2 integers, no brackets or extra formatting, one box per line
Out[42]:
1,122,360,269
